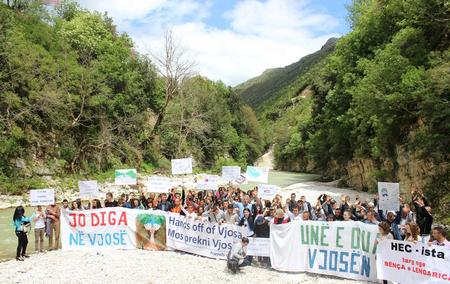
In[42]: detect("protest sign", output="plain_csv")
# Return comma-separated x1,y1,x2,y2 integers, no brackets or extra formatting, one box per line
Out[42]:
377,182,400,211
376,239,450,284
114,169,137,185
61,208,167,251
166,212,245,259
171,158,193,175
247,238,270,257
221,166,241,182
232,174,248,185
196,174,219,190
258,184,279,200
30,189,55,206
147,176,172,193
246,166,269,183
270,221,380,282
78,180,99,198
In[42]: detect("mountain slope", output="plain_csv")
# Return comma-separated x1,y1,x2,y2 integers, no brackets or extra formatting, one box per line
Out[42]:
235,38,337,110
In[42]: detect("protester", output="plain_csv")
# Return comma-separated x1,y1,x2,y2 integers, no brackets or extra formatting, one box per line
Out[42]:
227,237,251,273
385,211,402,240
405,222,421,243
343,210,353,221
157,193,172,212
104,192,118,207
429,227,450,247
61,199,69,211
71,200,81,211
13,206,31,261
233,195,255,218
413,196,433,242
208,205,225,223
301,211,311,221
91,199,102,209
31,205,46,253
181,204,198,220
364,210,379,225
287,206,302,221
376,221,394,244
223,204,239,224
238,208,254,237
46,200,61,250
272,209,290,224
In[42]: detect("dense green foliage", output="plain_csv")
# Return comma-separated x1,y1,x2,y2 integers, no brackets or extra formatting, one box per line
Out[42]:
249,0,449,221
0,1,263,194
235,38,337,110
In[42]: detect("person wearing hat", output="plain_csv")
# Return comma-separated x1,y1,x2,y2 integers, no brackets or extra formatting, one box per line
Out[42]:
227,237,251,273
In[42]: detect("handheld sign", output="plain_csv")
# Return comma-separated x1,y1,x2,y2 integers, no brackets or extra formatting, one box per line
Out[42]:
257,184,278,200
221,166,241,182
114,169,137,185
246,166,269,183
78,180,99,198
30,189,55,206
196,174,219,190
247,238,270,257
377,182,400,211
171,158,193,175
148,176,172,193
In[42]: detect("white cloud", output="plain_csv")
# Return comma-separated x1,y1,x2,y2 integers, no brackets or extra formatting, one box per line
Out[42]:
77,0,342,86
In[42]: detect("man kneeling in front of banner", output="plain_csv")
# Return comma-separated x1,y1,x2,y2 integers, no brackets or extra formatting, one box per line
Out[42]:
227,237,251,273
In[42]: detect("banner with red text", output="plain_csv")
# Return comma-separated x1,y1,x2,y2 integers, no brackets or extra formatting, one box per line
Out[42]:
270,221,380,282
376,239,450,284
61,208,167,251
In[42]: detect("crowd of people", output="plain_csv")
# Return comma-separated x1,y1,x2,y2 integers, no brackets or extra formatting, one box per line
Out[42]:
12,185,449,263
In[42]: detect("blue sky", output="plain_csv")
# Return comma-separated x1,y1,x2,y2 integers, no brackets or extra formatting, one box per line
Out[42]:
77,0,352,85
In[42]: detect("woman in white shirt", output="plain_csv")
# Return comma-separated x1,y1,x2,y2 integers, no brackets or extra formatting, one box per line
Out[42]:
31,205,46,253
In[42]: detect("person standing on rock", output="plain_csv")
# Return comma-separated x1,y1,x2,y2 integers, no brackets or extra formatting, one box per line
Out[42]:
46,199,61,250
13,206,31,261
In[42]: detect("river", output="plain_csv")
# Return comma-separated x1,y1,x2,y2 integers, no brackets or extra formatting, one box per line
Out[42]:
0,171,318,261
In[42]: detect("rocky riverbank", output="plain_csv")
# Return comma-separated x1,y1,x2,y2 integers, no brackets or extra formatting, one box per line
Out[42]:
0,249,364,284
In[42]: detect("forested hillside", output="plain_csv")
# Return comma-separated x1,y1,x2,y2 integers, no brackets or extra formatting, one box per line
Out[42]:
249,0,449,223
235,37,337,110
0,1,264,194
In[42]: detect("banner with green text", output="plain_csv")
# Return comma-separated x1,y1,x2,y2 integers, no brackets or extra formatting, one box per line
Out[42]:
270,221,380,282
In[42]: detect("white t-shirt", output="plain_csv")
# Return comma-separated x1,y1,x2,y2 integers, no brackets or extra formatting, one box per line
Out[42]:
32,211,46,229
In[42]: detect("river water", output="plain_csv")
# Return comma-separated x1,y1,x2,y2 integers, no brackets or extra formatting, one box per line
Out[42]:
0,171,318,261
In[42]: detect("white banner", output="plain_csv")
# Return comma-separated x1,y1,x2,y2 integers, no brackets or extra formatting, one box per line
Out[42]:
78,180,99,198
171,158,193,175
147,176,172,193
166,212,245,259
377,182,400,211
247,237,270,257
61,208,167,251
114,169,137,185
376,240,450,284
221,166,241,182
258,184,279,200
246,166,269,183
196,174,219,190
270,221,380,282
30,189,55,206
